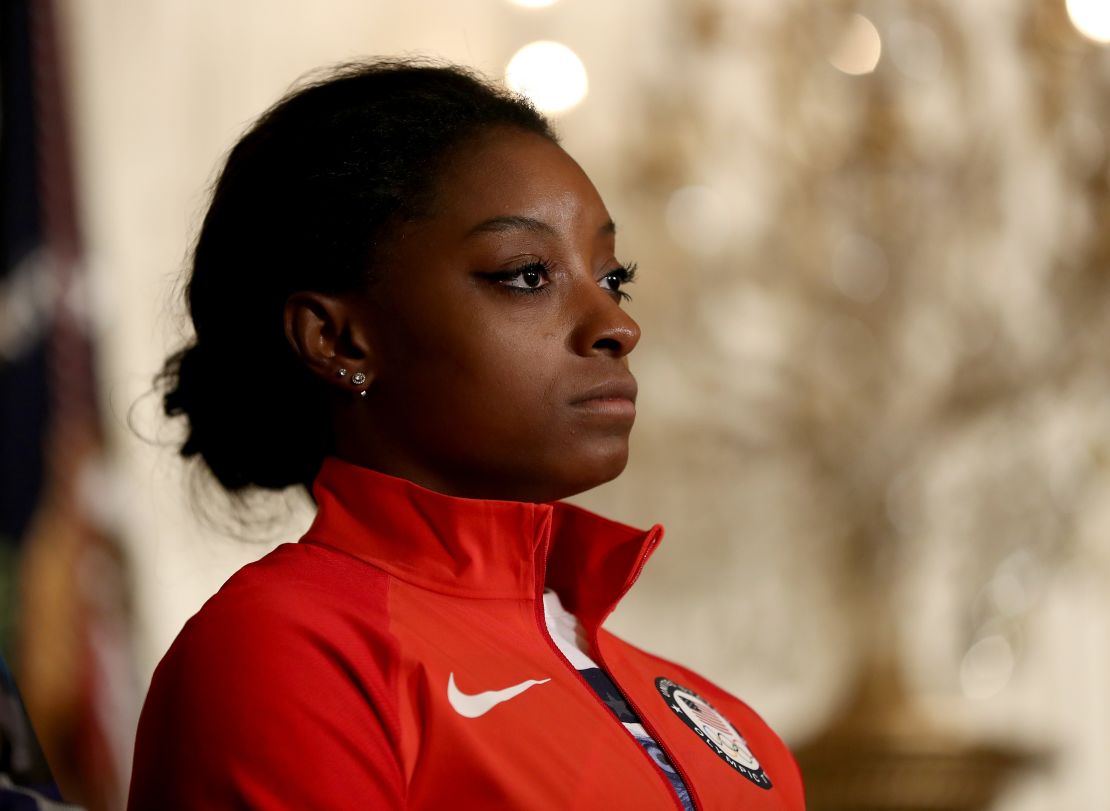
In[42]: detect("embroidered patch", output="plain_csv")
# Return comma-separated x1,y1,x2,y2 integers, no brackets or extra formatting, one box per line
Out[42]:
655,677,772,790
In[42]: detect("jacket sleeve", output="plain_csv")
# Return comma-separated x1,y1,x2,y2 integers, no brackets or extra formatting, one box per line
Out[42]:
127,588,405,810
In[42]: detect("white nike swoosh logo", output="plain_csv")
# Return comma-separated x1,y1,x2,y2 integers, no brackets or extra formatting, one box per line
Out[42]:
447,672,551,718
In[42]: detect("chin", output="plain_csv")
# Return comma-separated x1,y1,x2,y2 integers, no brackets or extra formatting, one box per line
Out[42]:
558,442,630,499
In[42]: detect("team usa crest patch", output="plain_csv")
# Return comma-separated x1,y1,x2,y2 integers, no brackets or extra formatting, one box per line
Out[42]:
655,677,772,790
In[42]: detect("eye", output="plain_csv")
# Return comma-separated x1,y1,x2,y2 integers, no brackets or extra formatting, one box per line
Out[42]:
488,260,552,293
599,262,638,302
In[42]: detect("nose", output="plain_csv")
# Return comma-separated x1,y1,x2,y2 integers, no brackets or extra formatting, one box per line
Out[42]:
569,283,641,359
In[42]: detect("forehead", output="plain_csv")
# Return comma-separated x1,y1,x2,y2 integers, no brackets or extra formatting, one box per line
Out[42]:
428,128,610,234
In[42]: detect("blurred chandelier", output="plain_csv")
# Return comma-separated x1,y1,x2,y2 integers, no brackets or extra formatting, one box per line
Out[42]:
616,0,1110,807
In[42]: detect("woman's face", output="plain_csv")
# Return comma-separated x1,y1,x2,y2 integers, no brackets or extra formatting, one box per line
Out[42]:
347,127,641,503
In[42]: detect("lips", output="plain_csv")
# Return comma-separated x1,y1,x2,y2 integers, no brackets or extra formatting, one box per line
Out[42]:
570,377,638,419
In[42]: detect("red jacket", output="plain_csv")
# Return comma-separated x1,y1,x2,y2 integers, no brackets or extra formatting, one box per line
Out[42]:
128,457,805,810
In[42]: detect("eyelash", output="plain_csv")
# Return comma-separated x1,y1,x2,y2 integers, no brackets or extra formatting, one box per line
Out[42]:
603,262,638,302
487,260,638,302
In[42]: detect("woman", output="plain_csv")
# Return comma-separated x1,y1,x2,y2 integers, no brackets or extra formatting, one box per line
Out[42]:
127,59,805,810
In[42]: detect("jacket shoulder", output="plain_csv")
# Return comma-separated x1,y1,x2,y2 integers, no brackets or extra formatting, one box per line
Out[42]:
129,542,406,810
155,540,401,708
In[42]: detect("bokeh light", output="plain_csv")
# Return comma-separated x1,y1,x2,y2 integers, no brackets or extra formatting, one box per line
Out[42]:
665,185,732,257
505,41,588,114
887,19,943,82
829,13,882,75
831,233,888,303
960,635,1015,700
1067,0,1110,44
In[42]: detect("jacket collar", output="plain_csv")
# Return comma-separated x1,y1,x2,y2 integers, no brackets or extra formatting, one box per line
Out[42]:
300,456,664,631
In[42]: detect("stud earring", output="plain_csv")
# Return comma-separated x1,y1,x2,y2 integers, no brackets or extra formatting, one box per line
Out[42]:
336,368,348,378
351,371,367,386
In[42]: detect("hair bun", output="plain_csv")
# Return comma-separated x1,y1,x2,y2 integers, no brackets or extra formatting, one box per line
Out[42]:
158,339,324,494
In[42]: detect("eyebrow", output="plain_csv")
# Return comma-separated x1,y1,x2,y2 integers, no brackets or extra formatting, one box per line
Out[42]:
466,215,617,238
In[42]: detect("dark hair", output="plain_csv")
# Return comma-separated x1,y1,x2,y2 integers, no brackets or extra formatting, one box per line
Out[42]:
156,58,556,497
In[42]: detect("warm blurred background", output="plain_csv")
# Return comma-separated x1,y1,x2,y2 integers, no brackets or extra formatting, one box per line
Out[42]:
2,0,1109,808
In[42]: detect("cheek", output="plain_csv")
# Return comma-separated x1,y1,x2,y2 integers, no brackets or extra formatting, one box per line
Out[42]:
386,318,566,427
370,278,579,436
458,334,566,427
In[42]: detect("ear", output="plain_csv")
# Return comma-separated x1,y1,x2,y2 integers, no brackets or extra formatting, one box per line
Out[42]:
283,291,376,391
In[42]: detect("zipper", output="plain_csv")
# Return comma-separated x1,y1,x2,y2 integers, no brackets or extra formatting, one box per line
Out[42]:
588,527,705,811
533,526,701,811
591,641,703,811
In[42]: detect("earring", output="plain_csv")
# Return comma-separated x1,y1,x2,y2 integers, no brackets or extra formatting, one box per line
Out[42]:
351,372,367,386
336,368,348,378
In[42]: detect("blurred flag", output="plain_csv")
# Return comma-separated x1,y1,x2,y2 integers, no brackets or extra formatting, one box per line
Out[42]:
1,1,134,809
1,650,82,808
